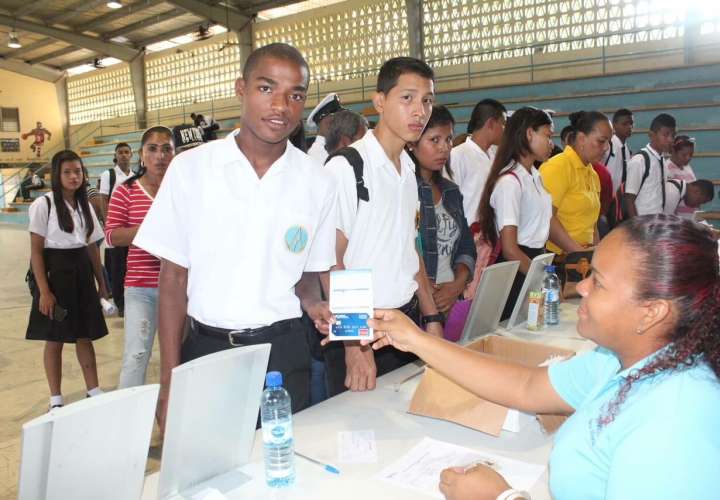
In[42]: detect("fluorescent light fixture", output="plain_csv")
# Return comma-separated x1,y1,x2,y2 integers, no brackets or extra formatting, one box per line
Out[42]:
106,1,123,9
8,31,21,49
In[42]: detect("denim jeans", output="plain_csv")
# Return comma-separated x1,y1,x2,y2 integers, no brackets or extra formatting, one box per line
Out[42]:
118,286,158,388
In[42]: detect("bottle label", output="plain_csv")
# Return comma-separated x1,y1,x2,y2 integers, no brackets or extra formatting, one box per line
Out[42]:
263,419,293,445
543,289,559,302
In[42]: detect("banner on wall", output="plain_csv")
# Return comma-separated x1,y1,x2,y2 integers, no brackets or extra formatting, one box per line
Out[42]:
0,138,20,152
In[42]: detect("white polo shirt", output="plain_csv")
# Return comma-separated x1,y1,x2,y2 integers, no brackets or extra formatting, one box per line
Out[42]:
29,194,104,249
307,135,328,165
450,136,495,225
490,162,553,249
663,179,688,216
326,130,419,309
603,135,632,193
133,130,337,330
99,165,132,196
625,145,667,216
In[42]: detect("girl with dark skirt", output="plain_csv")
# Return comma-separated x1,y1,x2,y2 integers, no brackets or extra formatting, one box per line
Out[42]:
27,150,109,410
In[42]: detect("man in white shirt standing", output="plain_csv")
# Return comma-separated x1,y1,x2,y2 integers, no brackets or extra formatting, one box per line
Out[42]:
604,108,634,226
99,142,133,316
450,98,507,225
307,93,345,165
624,113,676,217
324,57,443,395
134,43,336,430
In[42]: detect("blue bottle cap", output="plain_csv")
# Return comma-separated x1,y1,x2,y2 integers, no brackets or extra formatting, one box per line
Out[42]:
265,371,283,388
545,265,556,273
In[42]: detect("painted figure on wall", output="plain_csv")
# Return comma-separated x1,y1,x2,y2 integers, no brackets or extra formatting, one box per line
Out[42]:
21,122,52,158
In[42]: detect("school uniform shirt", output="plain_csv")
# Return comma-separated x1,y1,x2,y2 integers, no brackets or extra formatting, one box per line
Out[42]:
449,137,496,225
28,195,104,249
98,166,132,196
490,163,552,249
133,130,337,330
666,160,697,218
603,135,632,193
326,130,419,308
624,145,667,216
662,179,688,217
548,346,720,500
105,181,160,288
539,146,600,254
307,135,328,165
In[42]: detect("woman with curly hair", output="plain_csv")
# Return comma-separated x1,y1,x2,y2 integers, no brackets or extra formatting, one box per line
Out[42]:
364,214,720,500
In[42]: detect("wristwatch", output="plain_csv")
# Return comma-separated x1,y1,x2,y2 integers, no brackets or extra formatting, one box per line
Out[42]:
421,313,444,326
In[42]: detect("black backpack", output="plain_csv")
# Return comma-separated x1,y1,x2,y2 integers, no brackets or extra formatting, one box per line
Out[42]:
636,150,666,209
325,146,369,207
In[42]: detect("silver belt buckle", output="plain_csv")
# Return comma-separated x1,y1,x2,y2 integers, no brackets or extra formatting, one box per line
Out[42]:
228,329,249,346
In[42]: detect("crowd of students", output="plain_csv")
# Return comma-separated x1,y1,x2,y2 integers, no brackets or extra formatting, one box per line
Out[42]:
22,42,720,499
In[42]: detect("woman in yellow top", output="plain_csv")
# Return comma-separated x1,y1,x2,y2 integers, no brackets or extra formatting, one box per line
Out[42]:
539,111,612,254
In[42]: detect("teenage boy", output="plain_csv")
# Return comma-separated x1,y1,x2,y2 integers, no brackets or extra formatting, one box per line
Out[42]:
605,108,634,193
624,113,677,217
663,178,715,218
134,43,336,430
99,142,133,316
324,57,443,395
450,98,506,225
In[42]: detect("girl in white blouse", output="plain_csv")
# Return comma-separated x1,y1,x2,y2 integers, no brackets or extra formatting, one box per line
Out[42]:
476,107,555,319
27,150,109,410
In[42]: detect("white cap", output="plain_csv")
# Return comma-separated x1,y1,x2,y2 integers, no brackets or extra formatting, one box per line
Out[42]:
306,93,344,127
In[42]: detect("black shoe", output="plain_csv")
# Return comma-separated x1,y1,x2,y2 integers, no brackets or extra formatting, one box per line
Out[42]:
118,309,124,318
48,404,63,412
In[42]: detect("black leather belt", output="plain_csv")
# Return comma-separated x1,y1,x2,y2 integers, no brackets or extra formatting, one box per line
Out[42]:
189,317,297,346
398,295,419,316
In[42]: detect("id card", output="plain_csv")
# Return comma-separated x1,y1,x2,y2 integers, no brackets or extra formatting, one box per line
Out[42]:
329,269,373,341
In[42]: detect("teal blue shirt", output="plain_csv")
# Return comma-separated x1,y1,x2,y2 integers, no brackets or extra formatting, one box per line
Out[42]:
548,346,720,500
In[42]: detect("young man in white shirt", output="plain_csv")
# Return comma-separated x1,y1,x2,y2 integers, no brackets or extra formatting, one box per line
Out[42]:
624,113,677,217
99,142,133,316
450,98,506,225
663,178,714,217
324,57,443,395
604,109,634,226
134,43,336,430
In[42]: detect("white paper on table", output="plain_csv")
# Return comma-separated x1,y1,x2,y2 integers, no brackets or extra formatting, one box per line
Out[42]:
376,438,545,499
338,430,378,463
329,269,374,341
191,487,228,500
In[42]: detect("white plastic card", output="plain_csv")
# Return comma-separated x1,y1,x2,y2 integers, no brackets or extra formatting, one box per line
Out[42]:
329,269,374,341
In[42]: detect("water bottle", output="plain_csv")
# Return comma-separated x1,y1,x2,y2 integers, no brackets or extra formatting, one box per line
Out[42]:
260,371,295,488
542,265,561,326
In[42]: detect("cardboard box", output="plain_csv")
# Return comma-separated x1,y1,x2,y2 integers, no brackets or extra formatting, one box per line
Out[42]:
408,335,574,437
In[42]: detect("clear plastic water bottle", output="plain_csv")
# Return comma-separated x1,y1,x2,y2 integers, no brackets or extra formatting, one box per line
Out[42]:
260,371,295,488
542,265,561,326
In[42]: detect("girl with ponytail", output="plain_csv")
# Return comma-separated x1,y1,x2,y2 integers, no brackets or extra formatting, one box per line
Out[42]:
363,215,720,500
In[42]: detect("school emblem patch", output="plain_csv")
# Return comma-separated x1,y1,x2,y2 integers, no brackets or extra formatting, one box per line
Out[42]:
285,225,309,253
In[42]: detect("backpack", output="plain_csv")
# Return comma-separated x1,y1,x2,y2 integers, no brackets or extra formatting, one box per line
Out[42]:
96,168,116,194
25,195,51,296
325,146,369,207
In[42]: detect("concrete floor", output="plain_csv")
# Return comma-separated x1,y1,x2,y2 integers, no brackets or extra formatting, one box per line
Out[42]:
0,224,161,499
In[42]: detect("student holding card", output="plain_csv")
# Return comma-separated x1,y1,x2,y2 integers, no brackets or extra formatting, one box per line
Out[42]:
134,43,336,430
324,57,443,394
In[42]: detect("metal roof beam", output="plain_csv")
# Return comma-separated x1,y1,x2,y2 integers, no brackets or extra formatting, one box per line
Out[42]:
27,46,82,65
0,57,63,82
103,8,187,40
165,0,250,31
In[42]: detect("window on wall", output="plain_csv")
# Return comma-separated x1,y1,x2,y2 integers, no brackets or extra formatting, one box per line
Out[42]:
0,107,20,132
254,0,409,82
422,0,690,66
67,65,135,125
145,38,242,112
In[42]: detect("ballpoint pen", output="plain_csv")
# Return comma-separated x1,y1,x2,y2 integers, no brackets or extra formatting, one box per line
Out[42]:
295,451,341,475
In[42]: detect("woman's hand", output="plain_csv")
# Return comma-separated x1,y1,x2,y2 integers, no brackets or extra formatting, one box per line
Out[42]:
39,290,57,319
439,464,512,500
365,309,425,353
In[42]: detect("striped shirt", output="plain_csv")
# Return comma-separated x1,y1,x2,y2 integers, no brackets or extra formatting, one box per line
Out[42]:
105,180,160,288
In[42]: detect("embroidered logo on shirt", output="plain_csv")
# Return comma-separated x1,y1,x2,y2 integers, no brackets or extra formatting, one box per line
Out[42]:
285,225,309,253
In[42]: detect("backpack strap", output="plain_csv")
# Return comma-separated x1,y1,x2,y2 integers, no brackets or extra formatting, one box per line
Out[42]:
637,150,651,194
326,146,368,207
108,168,116,193
44,194,50,213
667,179,684,212
604,140,614,165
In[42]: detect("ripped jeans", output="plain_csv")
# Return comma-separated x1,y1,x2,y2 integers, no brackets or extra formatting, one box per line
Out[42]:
118,286,158,388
